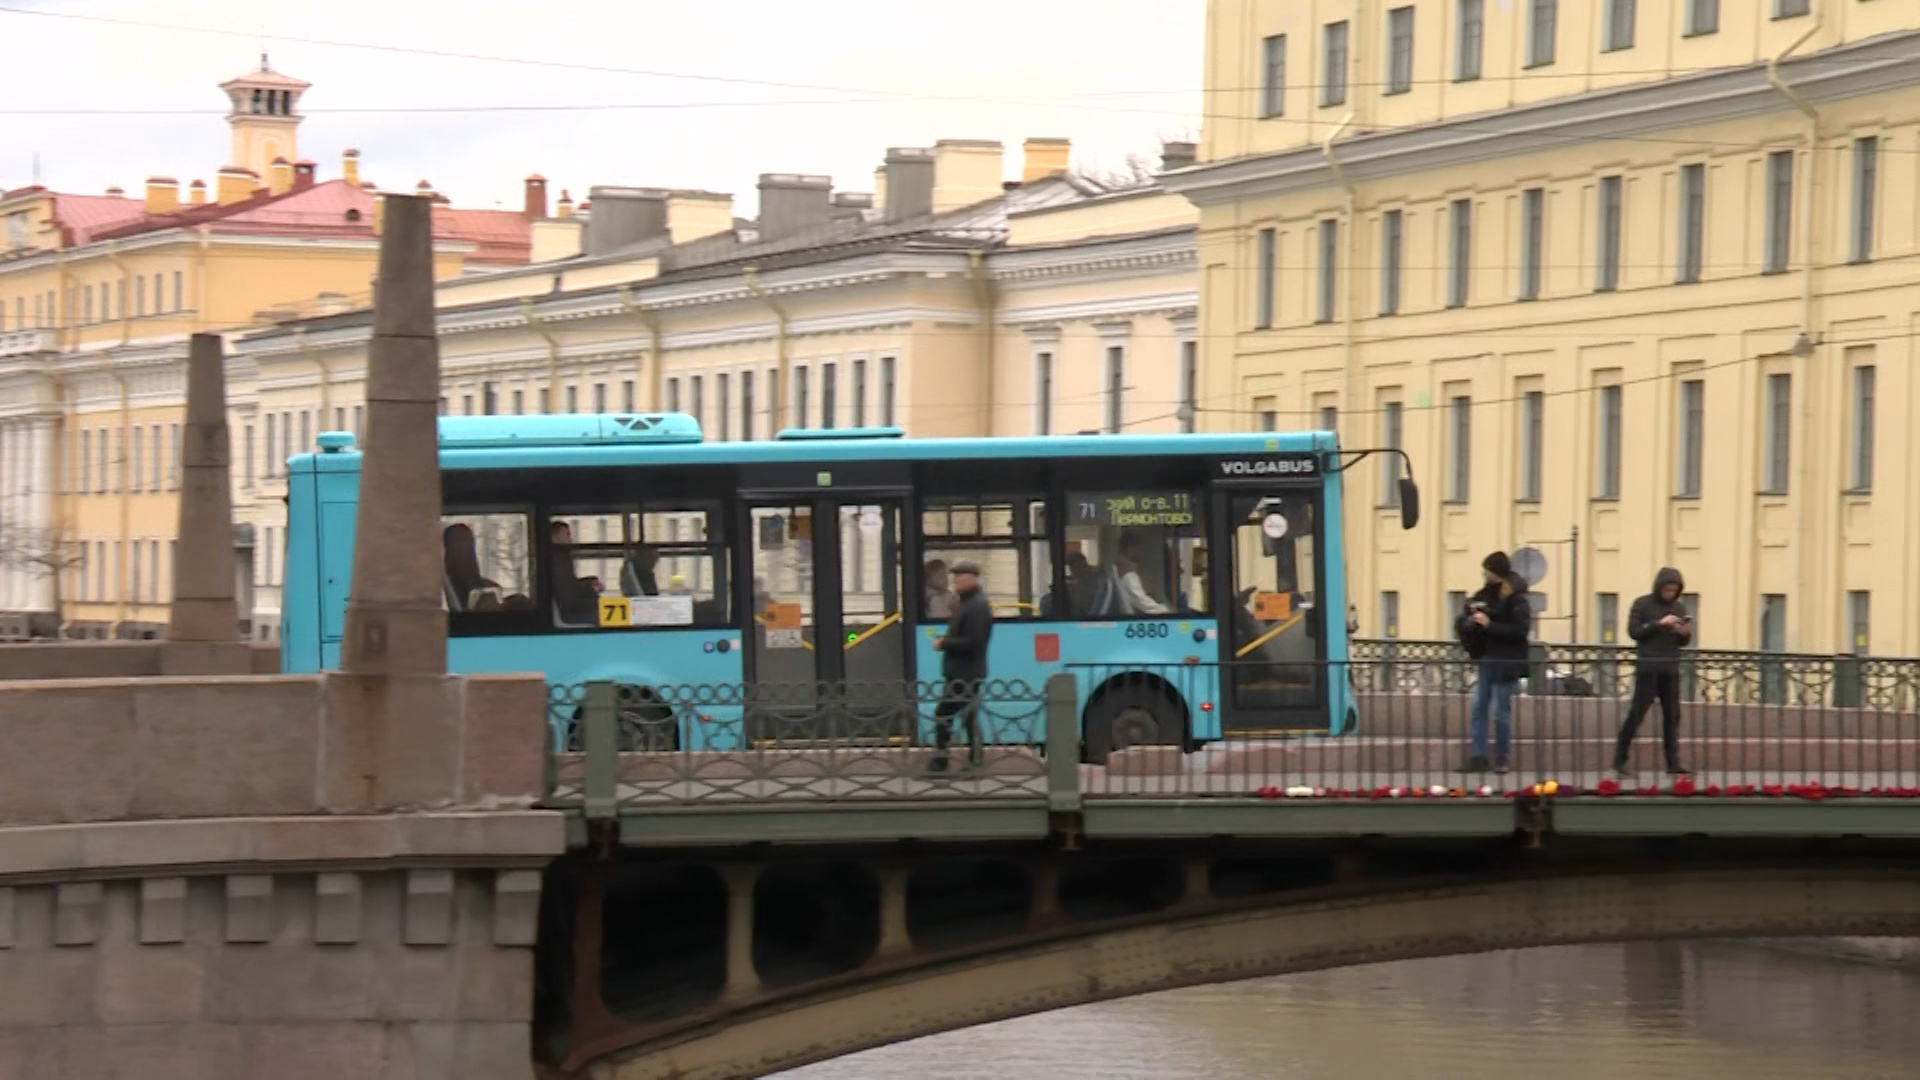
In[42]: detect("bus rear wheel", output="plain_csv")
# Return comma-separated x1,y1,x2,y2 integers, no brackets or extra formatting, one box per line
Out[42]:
1084,684,1187,766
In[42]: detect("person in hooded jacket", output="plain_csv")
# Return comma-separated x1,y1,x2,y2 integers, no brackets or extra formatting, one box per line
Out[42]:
1613,567,1693,777
1455,551,1532,774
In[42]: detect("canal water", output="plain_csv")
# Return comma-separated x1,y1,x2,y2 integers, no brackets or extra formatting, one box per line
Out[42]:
779,942,1920,1079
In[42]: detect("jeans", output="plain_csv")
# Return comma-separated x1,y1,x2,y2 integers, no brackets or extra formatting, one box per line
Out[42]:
1614,671,1682,769
1470,662,1515,761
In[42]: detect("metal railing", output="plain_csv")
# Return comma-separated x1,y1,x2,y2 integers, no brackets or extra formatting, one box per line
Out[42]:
545,658,1920,816
1353,639,1920,711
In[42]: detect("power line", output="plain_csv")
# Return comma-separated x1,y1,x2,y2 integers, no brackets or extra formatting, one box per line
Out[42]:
2,5,1915,160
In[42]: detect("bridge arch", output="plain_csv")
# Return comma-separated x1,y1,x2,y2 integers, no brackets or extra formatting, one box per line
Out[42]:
579,866,1920,1080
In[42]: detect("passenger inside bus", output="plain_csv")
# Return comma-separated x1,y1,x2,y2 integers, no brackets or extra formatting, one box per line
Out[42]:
549,521,601,624
620,546,661,598
923,559,956,619
1113,530,1170,615
442,523,502,611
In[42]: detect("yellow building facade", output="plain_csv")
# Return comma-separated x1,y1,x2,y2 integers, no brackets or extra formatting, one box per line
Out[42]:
1168,1,1920,655
231,138,1202,637
0,60,533,638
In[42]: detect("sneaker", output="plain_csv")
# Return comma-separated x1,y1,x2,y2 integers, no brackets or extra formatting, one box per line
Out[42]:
1494,756,1512,775
1612,763,1633,781
921,754,952,777
1458,756,1491,774
1666,765,1692,777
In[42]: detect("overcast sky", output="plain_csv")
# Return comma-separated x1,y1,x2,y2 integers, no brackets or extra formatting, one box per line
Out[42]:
0,0,1203,215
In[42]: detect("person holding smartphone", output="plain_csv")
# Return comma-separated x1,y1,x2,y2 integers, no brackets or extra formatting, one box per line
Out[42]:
1613,567,1693,778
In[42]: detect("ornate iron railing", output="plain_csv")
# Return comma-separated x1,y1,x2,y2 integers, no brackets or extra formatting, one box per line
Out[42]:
545,658,1920,814
1351,639,1920,711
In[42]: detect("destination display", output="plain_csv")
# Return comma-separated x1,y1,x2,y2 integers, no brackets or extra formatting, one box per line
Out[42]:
1069,490,1197,528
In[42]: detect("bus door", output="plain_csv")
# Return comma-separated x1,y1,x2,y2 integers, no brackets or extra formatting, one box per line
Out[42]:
741,490,914,744
1211,469,1327,733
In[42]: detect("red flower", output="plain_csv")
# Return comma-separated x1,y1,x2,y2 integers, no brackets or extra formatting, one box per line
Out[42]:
1835,785,1860,798
1763,784,1786,798
1637,785,1661,797
1672,777,1698,797
1704,784,1724,797
1596,778,1622,797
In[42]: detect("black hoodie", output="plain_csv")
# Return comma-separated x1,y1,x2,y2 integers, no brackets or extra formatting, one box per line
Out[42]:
1455,573,1533,682
1627,567,1691,673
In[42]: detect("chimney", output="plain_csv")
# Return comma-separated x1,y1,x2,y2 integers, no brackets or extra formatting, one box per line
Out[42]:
872,165,888,218
882,147,934,223
215,167,257,206
555,189,575,219
1021,137,1073,183
1160,141,1198,173
829,192,873,225
188,180,208,206
293,160,318,190
583,186,669,255
932,140,1006,212
342,148,362,188
372,195,385,236
267,157,295,197
756,174,833,242
531,218,586,263
144,177,180,215
524,174,548,219
665,191,736,245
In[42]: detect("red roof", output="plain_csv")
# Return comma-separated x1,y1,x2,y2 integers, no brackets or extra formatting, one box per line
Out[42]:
82,179,531,265
51,193,152,245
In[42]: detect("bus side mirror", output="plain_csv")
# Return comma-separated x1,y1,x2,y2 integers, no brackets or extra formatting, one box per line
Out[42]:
1398,478,1421,530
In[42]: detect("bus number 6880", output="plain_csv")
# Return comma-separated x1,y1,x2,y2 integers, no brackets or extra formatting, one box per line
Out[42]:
1123,622,1171,639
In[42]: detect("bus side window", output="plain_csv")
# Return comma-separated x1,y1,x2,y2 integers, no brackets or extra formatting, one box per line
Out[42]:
441,510,535,614
1063,488,1206,618
919,496,1050,621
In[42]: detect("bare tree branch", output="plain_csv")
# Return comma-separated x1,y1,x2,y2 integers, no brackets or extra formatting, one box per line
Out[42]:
0,523,82,577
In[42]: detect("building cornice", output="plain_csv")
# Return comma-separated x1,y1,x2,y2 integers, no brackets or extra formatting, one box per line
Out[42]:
0,230,478,276
992,228,1196,283
998,290,1199,330
1164,30,1920,207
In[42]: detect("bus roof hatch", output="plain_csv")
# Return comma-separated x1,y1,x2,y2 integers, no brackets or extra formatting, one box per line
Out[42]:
775,426,907,442
437,412,705,449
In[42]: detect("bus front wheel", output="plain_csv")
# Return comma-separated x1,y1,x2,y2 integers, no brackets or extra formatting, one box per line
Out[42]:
1084,683,1187,766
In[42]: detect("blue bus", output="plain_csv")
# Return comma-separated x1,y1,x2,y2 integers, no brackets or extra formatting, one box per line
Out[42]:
282,415,1419,759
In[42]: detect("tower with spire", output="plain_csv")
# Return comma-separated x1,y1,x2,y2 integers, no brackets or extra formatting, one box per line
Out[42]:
218,54,310,183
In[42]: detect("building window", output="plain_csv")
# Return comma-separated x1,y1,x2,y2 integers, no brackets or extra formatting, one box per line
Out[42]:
1456,0,1484,81
1759,594,1787,652
461,394,474,417
1597,593,1620,643
665,377,680,414
1847,591,1870,655
1851,136,1878,264
1379,591,1400,639
592,383,607,414
880,356,897,427
1520,188,1544,301
537,388,550,413
1597,175,1623,292
264,414,277,479
135,278,146,318
1380,209,1403,315
1519,390,1544,502
716,373,732,441
691,375,707,429
1448,591,1468,625
1596,384,1622,500
620,379,635,413
1260,34,1287,117
1319,405,1338,434
1677,379,1704,498
1034,351,1053,436
511,389,524,415
1104,345,1125,433
565,386,579,413
353,406,364,440
79,430,91,493
298,411,310,456
241,424,254,487
1321,21,1349,107
1677,163,1705,284
1447,395,1471,504
130,429,143,493
1162,340,1193,434
820,362,837,429
1686,0,1718,35
1447,198,1471,308
1380,399,1403,506
1527,0,1557,67
1763,372,1791,494
1258,401,1278,432
1316,219,1338,324
1255,227,1276,329
1603,0,1635,52
1386,7,1415,95
1681,593,1701,645
852,359,868,428
1765,150,1794,274
171,271,183,312
791,368,807,428
1773,0,1809,18
167,423,178,489
1849,361,1874,492
729,370,749,440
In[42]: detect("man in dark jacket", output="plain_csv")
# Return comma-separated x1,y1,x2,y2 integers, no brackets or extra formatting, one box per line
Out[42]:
1456,551,1532,774
928,560,993,774
1612,567,1692,777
